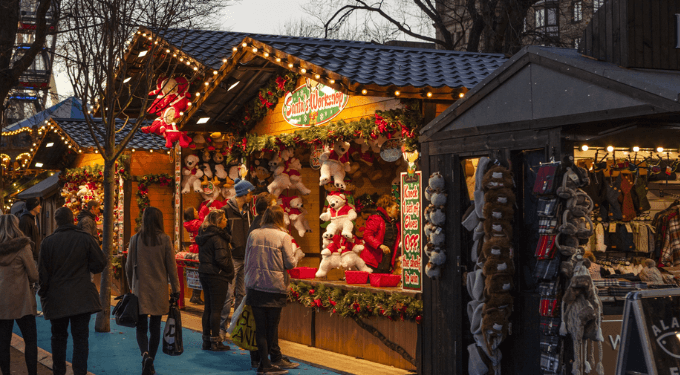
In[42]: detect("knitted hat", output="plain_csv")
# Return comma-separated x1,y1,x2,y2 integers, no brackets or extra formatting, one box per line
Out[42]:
234,178,255,197
25,198,41,211
54,207,74,226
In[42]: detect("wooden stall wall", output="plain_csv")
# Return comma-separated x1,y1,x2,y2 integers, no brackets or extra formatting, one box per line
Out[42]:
72,153,105,168
129,151,175,240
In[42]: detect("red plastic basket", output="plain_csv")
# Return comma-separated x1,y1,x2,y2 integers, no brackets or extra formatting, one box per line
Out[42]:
288,267,317,279
345,270,370,284
369,273,401,287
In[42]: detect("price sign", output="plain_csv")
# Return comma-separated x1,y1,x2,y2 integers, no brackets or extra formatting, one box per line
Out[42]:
401,171,422,291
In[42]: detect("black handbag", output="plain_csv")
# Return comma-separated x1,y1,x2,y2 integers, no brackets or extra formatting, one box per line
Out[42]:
163,299,184,356
112,236,139,327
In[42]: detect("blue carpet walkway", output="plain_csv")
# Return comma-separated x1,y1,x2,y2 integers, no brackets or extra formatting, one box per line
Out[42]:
14,300,340,375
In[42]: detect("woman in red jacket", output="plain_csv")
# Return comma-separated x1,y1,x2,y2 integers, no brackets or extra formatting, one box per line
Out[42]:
361,194,401,273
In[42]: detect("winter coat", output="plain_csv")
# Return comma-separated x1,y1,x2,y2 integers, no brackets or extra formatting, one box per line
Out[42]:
360,207,401,269
19,211,40,261
222,199,251,259
38,224,107,320
183,205,209,254
77,210,98,241
0,237,38,320
248,215,263,236
196,225,234,282
244,224,298,294
126,233,180,316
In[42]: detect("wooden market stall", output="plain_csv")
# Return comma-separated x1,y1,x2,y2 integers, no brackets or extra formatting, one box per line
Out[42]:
115,27,507,371
418,1,680,374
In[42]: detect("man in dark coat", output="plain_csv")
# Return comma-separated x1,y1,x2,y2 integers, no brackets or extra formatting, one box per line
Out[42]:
220,178,255,336
19,197,42,262
38,207,107,375
77,200,100,241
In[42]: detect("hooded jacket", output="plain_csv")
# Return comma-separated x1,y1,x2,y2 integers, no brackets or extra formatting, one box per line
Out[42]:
38,224,107,320
196,225,234,282
77,210,98,241
244,224,298,294
222,198,251,259
361,207,401,269
19,211,40,261
0,236,38,320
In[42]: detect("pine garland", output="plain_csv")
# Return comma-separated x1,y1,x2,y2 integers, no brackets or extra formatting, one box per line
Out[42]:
288,281,423,323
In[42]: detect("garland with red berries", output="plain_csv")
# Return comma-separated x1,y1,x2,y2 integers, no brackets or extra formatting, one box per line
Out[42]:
133,173,174,226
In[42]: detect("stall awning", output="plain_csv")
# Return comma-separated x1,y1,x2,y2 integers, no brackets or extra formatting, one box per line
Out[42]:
16,172,60,199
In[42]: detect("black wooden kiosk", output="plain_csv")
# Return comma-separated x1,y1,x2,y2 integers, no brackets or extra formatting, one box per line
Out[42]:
417,1,680,373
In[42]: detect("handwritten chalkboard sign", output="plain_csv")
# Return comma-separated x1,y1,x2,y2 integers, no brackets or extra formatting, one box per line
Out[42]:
616,289,680,375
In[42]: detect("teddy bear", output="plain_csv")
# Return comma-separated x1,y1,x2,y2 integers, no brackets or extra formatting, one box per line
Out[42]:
315,235,345,278
291,238,305,263
189,133,206,150
319,141,351,190
181,154,204,194
199,150,213,185
285,157,311,195
319,192,356,241
279,196,312,237
200,177,223,203
251,158,272,193
268,154,291,197
339,237,373,272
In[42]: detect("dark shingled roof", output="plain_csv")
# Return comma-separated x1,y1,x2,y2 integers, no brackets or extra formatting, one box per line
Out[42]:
52,118,168,150
160,29,507,90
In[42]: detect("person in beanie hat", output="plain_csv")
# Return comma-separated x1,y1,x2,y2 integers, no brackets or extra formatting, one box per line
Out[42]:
19,198,42,262
219,178,255,338
39,207,107,375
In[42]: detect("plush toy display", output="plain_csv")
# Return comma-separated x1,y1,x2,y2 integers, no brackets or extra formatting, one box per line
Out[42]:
319,141,351,189
319,192,356,242
315,235,344,278
251,158,272,192
143,76,193,148
199,150,213,185
316,235,371,278
268,154,291,197
279,196,312,237
423,171,448,279
181,154,203,194
339,237,373,272
292,239,305,263
285,157,311,195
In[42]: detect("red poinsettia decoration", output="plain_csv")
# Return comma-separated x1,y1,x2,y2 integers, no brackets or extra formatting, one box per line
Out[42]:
374,114,388,133
276,76,287,91
138,183,148,195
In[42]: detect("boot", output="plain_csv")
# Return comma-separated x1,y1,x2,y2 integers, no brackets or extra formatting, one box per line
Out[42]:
211,336,230,351
190,289,204,305
202,334,212,350
142,352,155,375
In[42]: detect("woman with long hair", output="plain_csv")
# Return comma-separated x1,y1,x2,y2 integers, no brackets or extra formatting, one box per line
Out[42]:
245,206,300,374
360,194,401,274
0,214,38,375
126,207,180,375
196,210,234,351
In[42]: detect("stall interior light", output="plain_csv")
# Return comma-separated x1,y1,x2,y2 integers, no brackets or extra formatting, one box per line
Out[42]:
581,145,588,151
633,146,640,152
361,89,367,95
46,142,54,148
658,147,665,153
459,92,465,98
138,50,147,57
35,163,43,168
427,92,433,98
197,117,210,124
123,77,132,83
607,146,614,152
228,81,240,91
329,79,335,84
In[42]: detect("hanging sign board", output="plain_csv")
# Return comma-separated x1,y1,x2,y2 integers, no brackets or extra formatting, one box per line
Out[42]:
616,288,680,375
401,171,422,291
282,79,349,127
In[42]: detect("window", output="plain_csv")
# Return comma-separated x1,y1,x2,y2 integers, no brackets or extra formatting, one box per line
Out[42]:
594,0,604,10
574,38,582,49
535,9,545,28
573,1,583,22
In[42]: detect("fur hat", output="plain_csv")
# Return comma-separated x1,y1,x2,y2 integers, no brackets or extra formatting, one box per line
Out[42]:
484,219,513,240
483,274,514,300
482,165,513,191
484,188,516,208
482,204,514,223
481,237,513,260
483,293,514,319
482,257,515,277
481,309,509,352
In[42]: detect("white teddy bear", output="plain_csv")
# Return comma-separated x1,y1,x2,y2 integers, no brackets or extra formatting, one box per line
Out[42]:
318,141,351,190
319,192,356,242
181,154,203,194
292,238,305,263
268,154,291,197
285,157,311,195
340,237,373,273
280,196,312,237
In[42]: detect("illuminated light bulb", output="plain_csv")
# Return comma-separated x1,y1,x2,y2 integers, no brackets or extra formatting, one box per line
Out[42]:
394,91,400,96
179,112,184,116
329,79,335,84
276,58,281,62
179,58,183,61
607,146,614,152
361,89,367,95
242,42,247,47
252,47,258,53
264,52,269,57
658,147,664,153
150,149,153,153
186,61,190,65
223,58,227,63
581,145,588,151
132,149,136,152
315,74,320,79
288,63,294,68
633,146,640,152
300,68,306,73
459,92,465,98
427,92,433,97
233,47,238,52
173,53,177,57
166,49,170,53
196,92,201,97
204,81,209,86
193,66,198,71
213,71,218,75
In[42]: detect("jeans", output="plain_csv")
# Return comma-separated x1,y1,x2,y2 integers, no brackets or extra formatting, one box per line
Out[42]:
136,315,162,358
221,258,245,330
0,315,37,375
51,313,91,375
199,273,230,338
251,306,283,368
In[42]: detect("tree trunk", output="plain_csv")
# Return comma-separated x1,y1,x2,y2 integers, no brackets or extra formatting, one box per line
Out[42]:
94,160,116,332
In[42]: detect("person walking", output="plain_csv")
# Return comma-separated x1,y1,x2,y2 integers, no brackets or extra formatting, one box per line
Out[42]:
244,206,300,374
360,194,401,274
19,198,42,263
77,200,100,241
38,207,107,375
196,210,234,351
220,178,256,336
126,207,181,375
0,214,39,375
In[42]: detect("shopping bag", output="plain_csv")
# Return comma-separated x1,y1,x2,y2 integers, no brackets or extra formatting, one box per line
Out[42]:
227,298,246,336
112,293,138,328
230,304,258,351
162,302,183,356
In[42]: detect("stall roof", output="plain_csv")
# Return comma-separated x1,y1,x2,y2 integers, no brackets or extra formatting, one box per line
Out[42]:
16,172,60,199
53,118,169,150
420,46,680,142
3,97,84,132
